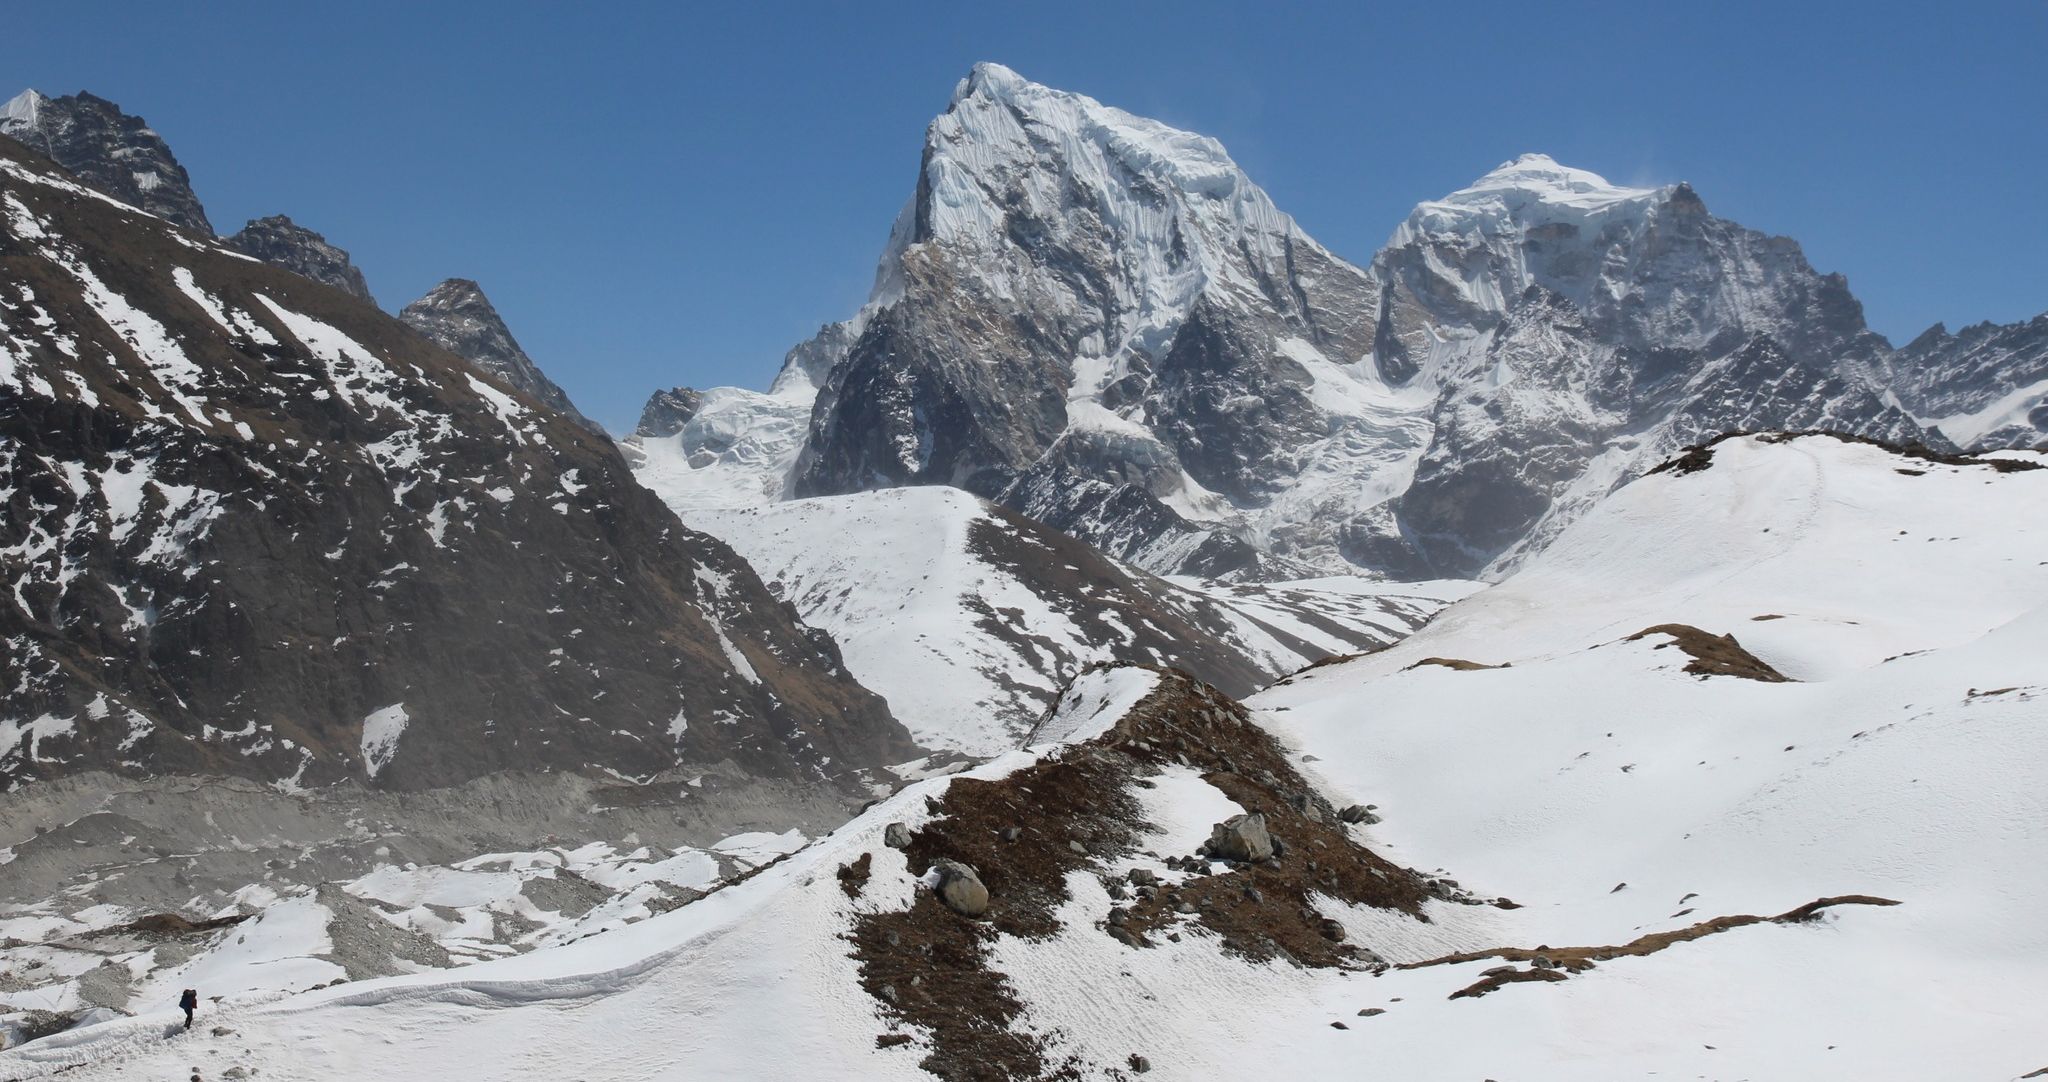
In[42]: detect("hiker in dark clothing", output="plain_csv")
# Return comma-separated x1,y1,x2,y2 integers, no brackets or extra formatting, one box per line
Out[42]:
179,988,198,1030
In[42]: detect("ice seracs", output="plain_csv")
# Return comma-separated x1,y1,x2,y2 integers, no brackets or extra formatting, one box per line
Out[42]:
1394,153,1665,242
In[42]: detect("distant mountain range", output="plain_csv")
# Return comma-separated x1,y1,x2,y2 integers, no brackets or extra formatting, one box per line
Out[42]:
627,63,2047,579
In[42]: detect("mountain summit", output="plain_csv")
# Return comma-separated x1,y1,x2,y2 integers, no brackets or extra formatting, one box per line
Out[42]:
779,62,1383,576
399,278,601,433
1,89,212,233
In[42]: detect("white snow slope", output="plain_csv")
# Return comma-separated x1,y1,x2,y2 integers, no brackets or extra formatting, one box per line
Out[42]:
7,434,2043,1080
1252,433,2048,1078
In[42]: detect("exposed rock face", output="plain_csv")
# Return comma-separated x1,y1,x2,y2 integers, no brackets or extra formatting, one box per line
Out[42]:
635,386,704,439
224,215,374,304
784,63,1390,578
1357,156,1935,576
626,67,2025,583
1889,314,2048,449
1,89,212,234
0,136,914,791
398,278,601,434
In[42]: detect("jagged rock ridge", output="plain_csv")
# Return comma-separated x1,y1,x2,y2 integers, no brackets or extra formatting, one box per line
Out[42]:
1889,314,2048,449
224,214,375,303
2,87,606,439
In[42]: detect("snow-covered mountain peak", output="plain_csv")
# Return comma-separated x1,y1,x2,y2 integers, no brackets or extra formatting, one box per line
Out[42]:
917,61,1288,272
1470,152,1652,200
1391,153,1669,248
940,61,1240,190
949,60,1029,104
771,63,1392,568
1,88,45,127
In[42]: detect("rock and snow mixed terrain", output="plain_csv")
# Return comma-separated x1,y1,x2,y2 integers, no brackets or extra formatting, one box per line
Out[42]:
398,279,600,434
0,126,911,1043
0,87,608,430
632,65,2045,583
677,485,1467,754
0,90,211,235
7,435,2040,1080
0,134,911,790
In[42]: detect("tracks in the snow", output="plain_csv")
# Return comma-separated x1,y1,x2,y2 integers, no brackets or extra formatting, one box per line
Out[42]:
1399,894,1903,999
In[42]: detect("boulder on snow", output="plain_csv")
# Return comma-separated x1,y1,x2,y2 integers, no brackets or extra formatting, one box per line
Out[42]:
883,822,912,849
932,860,989,916
1207,812,1274,862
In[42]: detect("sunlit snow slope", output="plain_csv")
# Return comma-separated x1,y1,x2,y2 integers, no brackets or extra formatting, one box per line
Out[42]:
1254,433,2048,1077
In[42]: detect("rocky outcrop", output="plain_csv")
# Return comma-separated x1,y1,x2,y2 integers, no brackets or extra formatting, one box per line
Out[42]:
225,215,374,303
399,278,601,434
1,89,212,233
635,386,704,439
0,137,914,791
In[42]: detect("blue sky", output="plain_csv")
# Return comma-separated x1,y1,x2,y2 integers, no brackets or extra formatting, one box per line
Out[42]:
6,1,2043,432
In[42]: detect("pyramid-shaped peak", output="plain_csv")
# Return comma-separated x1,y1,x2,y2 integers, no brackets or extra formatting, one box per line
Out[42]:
1,89,46,126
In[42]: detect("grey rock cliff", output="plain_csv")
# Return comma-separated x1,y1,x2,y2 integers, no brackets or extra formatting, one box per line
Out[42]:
2,89,212,233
